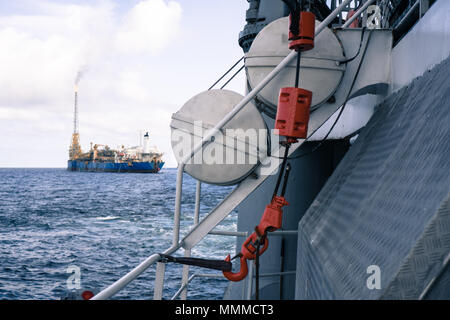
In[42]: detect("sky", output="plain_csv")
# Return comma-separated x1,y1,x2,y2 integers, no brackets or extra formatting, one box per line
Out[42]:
0,0,248,168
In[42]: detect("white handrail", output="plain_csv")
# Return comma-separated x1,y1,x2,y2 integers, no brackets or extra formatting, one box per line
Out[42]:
91,0,354,300
91,246,180,300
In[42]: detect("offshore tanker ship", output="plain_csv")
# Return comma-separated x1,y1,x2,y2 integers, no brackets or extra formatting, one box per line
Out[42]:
67,86,164,173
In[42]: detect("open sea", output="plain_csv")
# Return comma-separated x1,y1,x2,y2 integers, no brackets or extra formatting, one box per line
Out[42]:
0,168,237,300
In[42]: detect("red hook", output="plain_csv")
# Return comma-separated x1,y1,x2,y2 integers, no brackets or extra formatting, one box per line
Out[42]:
241,232,269,259
222,254,248,282
222,232,269,282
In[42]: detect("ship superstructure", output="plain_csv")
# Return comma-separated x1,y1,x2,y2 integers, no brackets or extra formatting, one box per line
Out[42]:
91,0,449,300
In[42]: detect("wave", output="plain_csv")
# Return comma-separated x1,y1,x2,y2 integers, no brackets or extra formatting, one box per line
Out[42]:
94,216,120,221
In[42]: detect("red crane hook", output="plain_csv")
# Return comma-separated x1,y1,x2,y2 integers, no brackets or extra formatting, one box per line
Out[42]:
222,232,269,282
222,254,249,282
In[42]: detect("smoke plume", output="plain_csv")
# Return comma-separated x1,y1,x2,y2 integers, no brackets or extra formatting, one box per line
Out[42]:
75,65,89,85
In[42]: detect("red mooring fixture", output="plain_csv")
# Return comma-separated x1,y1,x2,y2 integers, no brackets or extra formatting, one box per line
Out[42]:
347,9,360,28
275,11,316,142
223,196,288,282
255,196,289,236
288,11,316,52
275,87,312,141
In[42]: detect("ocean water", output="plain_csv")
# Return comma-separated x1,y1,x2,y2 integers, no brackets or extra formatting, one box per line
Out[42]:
0,168,237,300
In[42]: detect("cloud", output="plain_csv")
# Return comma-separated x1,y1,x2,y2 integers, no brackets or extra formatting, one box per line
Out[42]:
115,0,182,55
0,2,115,109
0,0,182,112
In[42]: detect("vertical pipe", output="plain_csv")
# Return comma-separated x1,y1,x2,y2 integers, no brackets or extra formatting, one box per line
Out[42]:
246,262,254,300
153,262,166,300
180,249,191,300
194,181,201,225
154,164,184,300
180,181,201,299
173,164,185,246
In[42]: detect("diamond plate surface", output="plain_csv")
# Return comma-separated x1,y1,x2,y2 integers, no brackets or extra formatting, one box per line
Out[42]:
295,55,450,299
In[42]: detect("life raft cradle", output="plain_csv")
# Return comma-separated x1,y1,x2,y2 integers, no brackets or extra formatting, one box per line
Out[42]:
158,7,315,287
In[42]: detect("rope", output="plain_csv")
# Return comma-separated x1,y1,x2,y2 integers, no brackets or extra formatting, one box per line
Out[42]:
208,56,244,90
338,27,367,65
295,51,302,88
220,65,245,90
272,144,291,197
281,163,292,197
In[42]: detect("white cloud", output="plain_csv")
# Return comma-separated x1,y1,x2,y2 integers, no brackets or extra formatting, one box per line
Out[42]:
0,1,116,109
0,0,182,111
0,27,77,107
115,0,182,55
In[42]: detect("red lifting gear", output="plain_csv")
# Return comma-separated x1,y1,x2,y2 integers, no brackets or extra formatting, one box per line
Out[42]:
255,196,289,235
289,11,316,52
347,10,359,28
275,87,312,142
223,196,288,282
222,232,269,282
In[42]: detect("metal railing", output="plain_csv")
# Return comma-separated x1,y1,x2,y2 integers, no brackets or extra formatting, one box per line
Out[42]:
91,0,356,300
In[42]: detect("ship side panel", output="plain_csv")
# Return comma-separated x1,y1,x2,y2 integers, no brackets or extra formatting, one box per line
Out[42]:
295,55,450,299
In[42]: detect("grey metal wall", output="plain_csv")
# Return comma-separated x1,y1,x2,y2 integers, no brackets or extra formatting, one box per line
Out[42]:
295,55,450,299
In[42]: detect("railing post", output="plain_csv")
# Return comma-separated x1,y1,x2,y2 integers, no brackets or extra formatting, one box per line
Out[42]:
246,262,254,300
173,165,185,246
180,249,191,300
194,181,201,225
179,181,201,299
153,262,166,300
154,164,186,300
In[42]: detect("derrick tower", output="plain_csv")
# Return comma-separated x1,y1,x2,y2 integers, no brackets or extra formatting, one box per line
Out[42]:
69,85,82,160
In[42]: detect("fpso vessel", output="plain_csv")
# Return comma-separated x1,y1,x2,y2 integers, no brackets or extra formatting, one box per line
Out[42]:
67,132,164,173
67,87,164,173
